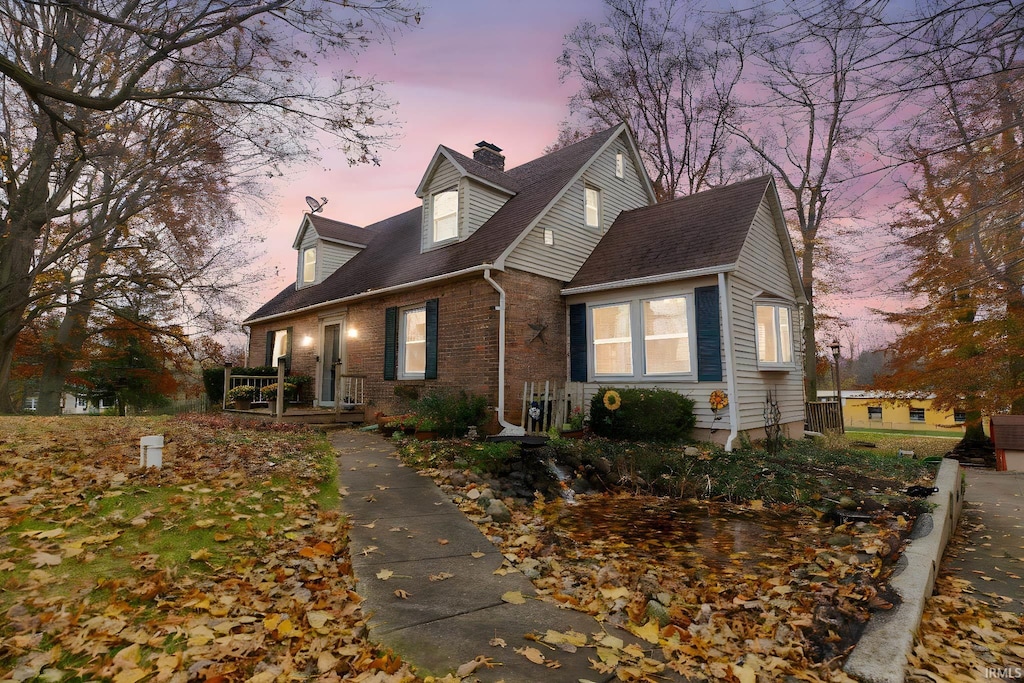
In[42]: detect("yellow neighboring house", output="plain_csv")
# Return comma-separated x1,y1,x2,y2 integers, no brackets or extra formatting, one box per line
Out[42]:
818,391,966,432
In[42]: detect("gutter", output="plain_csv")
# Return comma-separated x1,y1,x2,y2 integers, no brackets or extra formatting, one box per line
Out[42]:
483,268,525,436
719,272,741,451
561,264,735,296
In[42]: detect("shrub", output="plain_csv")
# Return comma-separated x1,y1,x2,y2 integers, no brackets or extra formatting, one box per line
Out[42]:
227,385,257,400
202,368,225,403
261,382,297,400
412,390,489,437
589,387,696,442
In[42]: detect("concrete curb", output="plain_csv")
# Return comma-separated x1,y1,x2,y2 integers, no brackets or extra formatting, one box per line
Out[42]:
843,458,964,683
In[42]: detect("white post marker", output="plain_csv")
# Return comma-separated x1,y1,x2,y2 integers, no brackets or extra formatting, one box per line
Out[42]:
140,435,164,468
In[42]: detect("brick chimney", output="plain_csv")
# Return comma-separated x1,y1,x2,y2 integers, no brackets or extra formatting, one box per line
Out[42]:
473,141,505,171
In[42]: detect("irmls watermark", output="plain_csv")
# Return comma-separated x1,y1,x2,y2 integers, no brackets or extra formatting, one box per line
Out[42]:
985,667,1024,679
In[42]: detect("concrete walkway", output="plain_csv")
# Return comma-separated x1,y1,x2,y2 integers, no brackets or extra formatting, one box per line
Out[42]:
331,430,681,682
946,469,1024,614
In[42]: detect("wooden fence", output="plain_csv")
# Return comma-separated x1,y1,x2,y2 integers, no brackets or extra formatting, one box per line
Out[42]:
806,401,843,433
520,381,587,435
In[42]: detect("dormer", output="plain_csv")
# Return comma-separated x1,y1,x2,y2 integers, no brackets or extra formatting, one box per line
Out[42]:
414,141,519,252
292,214,369,289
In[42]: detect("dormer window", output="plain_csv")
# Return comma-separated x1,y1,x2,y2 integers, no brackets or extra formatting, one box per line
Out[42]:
432,189,458,242
585,187,601,228
302,247,316,283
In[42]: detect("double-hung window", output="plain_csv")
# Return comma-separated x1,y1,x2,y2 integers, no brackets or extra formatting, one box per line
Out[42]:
266,328,290,368
909,407,925,422
400,307,427,379
868,406,882,421
590,295,693,379
432,189,458,243
302,247,316,283
755,301,794,368
585,187,601,228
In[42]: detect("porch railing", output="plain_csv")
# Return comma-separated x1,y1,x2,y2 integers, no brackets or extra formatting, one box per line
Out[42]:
333,374,366,414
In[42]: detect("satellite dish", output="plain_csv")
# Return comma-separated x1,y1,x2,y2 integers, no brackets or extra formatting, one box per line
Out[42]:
305,196,328,214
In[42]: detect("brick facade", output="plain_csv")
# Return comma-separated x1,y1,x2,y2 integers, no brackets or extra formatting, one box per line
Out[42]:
246,268,570,430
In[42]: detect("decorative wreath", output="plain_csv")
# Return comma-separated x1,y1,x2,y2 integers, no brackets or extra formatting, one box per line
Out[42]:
709,390,729,411
528,402,542,421
603,389,622,411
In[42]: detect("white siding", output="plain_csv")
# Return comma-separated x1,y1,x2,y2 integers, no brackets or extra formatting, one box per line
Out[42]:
296,229,317,288
464,180,510,238
319,242,361,279
729,197,805,432
506,134,650,280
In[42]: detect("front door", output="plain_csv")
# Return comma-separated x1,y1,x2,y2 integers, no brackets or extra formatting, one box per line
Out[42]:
319,322,342,405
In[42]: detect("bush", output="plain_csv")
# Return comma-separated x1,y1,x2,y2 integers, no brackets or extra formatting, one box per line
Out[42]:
202,368,225,404
227,385,256,400
412,390,489,438
589,387,696,442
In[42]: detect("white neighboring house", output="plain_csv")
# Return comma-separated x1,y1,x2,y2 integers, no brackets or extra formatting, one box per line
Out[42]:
24,393,112,414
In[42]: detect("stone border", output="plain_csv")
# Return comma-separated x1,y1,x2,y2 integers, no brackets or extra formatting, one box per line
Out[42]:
843,458,964,683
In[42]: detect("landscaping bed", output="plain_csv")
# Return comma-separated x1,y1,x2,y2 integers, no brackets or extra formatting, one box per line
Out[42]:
398,434,938,681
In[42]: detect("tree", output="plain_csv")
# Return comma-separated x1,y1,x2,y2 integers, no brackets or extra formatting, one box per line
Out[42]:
558,0,754,200
876,18,1024,426
0,0,419,412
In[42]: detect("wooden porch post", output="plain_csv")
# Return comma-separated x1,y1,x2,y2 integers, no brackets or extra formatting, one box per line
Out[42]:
222,362,232,410
275,360,285,422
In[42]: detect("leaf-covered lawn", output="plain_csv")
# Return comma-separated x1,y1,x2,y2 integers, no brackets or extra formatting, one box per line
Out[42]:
0,416,417,682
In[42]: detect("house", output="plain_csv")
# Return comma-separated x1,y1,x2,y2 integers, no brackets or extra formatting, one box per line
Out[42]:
244,124,806,448
989,415,1024,471
817,391,967,432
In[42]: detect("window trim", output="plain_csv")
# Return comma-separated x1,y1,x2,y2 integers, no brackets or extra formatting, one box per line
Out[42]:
615,152,624,179
431,187,459,244
584,186,601,228
399,305,427,380
909,407,926,423
867,406,883,421
302,246,316,283
954,410,966,423
754,300,795,370
588,294,695,381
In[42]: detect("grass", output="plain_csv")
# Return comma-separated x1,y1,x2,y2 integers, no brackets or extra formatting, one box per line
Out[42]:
0,415,409,682
844,429,961,458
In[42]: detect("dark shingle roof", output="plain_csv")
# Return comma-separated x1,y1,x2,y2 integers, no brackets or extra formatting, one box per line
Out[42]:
246,125,623,322
566,175,774,290
308,215,370,246
438,146,521,194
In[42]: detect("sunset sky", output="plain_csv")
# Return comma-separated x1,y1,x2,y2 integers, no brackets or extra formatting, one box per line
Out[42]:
252,0,906,352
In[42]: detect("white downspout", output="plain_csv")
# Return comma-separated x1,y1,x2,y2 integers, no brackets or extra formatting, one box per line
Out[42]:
483,269,526,436
719,272,740,451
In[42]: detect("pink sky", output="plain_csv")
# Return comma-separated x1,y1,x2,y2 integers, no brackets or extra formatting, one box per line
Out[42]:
249,0,903,353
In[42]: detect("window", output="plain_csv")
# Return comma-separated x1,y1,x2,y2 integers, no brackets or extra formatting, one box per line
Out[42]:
432,189,458,242
544,228,554,246
868,406,882,421
266,329,290,368
385,301,437,381
24,396,38,411
909,408,925,422
302,247,316,283
615,153,624,178
755,302,794,368
954,410,966,423
643,297,690,374
401,307,427,378
585,187,601,228
590,296,694,379
592,303,632,375
76,395,88,408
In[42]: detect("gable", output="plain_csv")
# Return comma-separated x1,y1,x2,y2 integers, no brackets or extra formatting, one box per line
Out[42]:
734,187,804,304
504,131,653,281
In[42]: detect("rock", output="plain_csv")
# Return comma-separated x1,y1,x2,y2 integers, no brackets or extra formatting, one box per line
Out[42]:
636,572,663,598
466,472,483,485
449,472,468,487
466,488,481,500
477,488,494,504
595,564,622,588
570,477,593,494
838,496,858,510
684,446,700,456
594,457,613,475
656,591,673,606
827,534,853,547
645,600,671,627
485,499,512,523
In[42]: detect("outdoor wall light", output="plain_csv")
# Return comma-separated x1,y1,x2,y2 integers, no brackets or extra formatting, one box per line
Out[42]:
347,327,358,339
301,334,314,347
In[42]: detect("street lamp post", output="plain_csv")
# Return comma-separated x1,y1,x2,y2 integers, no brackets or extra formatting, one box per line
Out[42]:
829,340,844,433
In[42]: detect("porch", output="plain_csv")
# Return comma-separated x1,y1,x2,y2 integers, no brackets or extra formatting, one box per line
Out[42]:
224,405,366,425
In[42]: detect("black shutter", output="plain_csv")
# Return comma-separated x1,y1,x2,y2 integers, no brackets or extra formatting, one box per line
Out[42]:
695,286,723,382
425,299,439,380
569,303,588,382
284,326,293,373
384,307,398,380
265,330,274,367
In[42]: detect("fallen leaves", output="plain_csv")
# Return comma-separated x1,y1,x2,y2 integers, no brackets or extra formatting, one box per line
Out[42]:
501,590,528,605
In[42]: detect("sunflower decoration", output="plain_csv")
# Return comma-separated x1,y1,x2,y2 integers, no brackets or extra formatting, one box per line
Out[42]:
709,390,729,412
603,389,622,411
